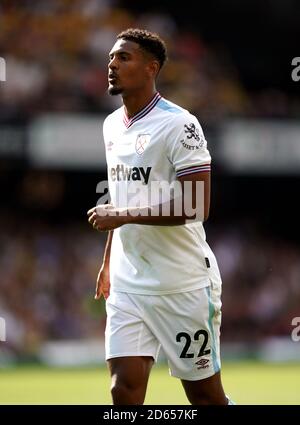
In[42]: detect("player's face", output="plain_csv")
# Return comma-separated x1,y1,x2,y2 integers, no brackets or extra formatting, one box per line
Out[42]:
108,39,153,96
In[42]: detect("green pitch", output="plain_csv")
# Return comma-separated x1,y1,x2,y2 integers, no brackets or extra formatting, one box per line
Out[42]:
0,361,300,404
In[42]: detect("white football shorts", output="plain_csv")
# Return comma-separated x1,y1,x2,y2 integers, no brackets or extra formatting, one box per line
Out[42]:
105,279,222,381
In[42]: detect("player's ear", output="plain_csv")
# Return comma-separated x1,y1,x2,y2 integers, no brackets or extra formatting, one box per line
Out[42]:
147,60,160,79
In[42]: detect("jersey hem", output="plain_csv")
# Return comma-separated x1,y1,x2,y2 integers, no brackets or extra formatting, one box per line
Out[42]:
110,278,210,296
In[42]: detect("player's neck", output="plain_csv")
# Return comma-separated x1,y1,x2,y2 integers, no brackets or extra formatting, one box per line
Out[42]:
122,89,158,119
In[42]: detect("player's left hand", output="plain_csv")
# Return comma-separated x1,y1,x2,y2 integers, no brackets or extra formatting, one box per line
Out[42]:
87,205,128,231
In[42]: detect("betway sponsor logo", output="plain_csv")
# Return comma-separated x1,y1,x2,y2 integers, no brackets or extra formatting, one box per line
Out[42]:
110,165,152,184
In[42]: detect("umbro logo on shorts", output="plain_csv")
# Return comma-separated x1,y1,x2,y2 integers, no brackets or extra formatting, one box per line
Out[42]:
195,358,209,369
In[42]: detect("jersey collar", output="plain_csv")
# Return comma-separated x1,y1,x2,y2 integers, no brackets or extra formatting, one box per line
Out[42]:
123,92,161,129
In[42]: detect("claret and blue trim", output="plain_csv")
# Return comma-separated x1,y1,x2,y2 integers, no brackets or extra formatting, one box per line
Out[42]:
123,92,161,129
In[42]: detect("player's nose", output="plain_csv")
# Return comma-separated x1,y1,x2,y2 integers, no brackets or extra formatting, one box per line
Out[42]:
108,58,118,71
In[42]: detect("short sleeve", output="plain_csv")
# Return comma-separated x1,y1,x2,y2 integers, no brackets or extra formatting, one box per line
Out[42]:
167,113,211,178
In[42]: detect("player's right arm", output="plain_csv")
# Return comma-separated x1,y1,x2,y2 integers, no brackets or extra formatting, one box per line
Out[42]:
95,230,113,300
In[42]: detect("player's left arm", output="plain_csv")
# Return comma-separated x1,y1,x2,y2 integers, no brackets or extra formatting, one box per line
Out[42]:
87,171,210,229
178,170,210,222
126,170,211,225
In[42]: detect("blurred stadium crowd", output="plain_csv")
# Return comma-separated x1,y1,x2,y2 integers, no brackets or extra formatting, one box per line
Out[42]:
1,0,300,360
1,0,299,126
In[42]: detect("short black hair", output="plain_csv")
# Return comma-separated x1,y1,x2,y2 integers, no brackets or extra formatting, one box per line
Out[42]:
117,28,167,70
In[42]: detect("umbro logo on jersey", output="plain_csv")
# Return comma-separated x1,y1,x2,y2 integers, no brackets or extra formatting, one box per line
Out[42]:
135,134,150,155
106,141,114,151
110,164,152,184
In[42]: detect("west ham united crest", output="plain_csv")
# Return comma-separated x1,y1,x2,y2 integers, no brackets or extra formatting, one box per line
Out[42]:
135,134,150,155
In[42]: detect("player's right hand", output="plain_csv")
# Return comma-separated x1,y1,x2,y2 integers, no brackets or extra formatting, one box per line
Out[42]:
95,264,110,300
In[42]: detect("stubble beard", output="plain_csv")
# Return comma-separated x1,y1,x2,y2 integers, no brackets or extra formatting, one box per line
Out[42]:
108,86,123,96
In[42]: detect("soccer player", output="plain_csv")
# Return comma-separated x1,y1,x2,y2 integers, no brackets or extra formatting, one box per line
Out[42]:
88,28,234,405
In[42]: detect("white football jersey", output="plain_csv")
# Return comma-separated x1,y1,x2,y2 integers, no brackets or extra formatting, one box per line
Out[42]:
103,93,222,294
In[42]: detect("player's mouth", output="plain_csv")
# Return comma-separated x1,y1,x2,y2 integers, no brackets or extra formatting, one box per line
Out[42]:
108,74,118,84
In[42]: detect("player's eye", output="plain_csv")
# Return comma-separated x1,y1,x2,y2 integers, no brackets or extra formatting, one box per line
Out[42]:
120,53,129,61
